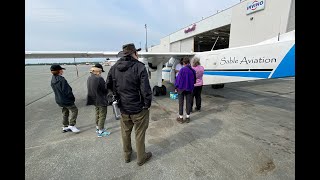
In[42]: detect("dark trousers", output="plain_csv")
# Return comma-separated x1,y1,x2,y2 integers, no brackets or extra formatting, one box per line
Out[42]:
95,106,108,130
178,90,192,115
61,104,78,127
191,86,203,110
120,109,150,163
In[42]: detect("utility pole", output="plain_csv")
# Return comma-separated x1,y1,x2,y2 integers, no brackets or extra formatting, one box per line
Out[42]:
145,24,148,52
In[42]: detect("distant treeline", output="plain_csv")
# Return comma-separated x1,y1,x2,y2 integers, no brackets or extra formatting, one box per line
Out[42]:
25,62,101,66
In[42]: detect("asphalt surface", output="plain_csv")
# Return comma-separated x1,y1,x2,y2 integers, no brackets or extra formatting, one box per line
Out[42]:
25,65,295,180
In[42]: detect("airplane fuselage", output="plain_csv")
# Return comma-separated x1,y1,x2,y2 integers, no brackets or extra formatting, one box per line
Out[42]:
162,35,295,86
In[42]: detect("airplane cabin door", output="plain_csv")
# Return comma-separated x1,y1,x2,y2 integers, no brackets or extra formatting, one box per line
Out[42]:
204,54,218,69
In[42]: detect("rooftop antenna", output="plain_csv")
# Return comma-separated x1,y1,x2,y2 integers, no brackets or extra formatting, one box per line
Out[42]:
278,17,282,41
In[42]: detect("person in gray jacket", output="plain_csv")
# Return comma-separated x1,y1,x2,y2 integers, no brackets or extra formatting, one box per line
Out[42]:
50,64,80,133
86,64,110,137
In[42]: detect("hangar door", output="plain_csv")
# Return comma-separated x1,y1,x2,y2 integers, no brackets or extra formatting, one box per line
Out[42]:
170,37,194,52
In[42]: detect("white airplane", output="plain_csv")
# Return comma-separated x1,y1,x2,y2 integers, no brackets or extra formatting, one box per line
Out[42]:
25,30,295,96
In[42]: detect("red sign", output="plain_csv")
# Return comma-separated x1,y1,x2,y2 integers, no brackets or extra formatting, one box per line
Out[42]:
184,24,196,33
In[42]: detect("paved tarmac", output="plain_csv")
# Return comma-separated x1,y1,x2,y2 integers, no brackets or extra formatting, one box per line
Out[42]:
25,65,295,180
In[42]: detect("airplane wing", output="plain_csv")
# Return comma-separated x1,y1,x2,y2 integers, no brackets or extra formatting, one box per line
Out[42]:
25,50,194,95
25,51,195,68
139,52,194,68
25,51,119,59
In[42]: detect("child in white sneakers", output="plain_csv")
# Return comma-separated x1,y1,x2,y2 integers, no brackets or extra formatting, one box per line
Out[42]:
50,64,80,133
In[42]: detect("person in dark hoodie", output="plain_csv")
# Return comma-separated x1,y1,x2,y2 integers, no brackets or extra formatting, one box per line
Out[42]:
50,64,80,133
106,43,152,166
86,64,110,137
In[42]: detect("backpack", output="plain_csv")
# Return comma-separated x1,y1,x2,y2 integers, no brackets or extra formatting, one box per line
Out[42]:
186,65,196,84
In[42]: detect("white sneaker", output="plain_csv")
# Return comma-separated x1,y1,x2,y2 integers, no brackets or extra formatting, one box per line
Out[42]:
62,127,71,133
68,125,80,133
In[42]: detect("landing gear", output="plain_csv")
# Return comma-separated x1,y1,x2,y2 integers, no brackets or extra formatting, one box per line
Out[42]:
153,85,167,96
160,85,166,95
153,86,160,96
153,62,167,96
211,84,224,89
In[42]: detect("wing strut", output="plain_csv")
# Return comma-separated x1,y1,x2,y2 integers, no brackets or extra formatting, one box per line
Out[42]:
74,57,79,77
211,36,219,51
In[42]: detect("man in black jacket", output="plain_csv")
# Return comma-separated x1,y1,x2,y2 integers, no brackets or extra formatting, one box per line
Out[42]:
50,64,80,133
86,64,110,137
106,43,152,166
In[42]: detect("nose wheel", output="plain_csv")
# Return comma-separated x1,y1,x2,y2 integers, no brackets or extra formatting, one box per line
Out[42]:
153,85,167,96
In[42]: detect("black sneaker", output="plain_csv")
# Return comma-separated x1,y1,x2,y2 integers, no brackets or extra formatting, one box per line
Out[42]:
125,157,131,163
195,107,201,112
176,117,184,124
125,152,132,163
137,152,152,166
185,117,190,123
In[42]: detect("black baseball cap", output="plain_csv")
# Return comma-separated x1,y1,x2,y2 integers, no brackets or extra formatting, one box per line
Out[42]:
50,64,65,71
93,63,105,72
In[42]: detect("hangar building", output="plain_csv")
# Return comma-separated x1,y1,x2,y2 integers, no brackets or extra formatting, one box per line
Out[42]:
149,0,295,52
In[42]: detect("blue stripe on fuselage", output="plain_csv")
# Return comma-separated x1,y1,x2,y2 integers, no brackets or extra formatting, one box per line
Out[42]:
203,71,271,78
271,44,295,78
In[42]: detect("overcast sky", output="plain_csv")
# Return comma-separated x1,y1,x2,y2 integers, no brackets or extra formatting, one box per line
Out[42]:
25,0,240,63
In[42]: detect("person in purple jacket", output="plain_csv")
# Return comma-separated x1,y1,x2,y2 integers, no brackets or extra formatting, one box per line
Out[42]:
174,57,196,123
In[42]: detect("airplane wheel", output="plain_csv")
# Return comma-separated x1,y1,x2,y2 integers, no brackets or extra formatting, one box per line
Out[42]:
153,86,161,96
211,84,224,89
160,85,167,95
211,85,220,89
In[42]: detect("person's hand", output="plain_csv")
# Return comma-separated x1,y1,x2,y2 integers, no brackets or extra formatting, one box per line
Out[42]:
174,89,177,93
143,106,150,110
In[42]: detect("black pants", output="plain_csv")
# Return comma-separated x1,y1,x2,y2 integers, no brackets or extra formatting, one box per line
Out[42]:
191,86,202,110
178,90,192,116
